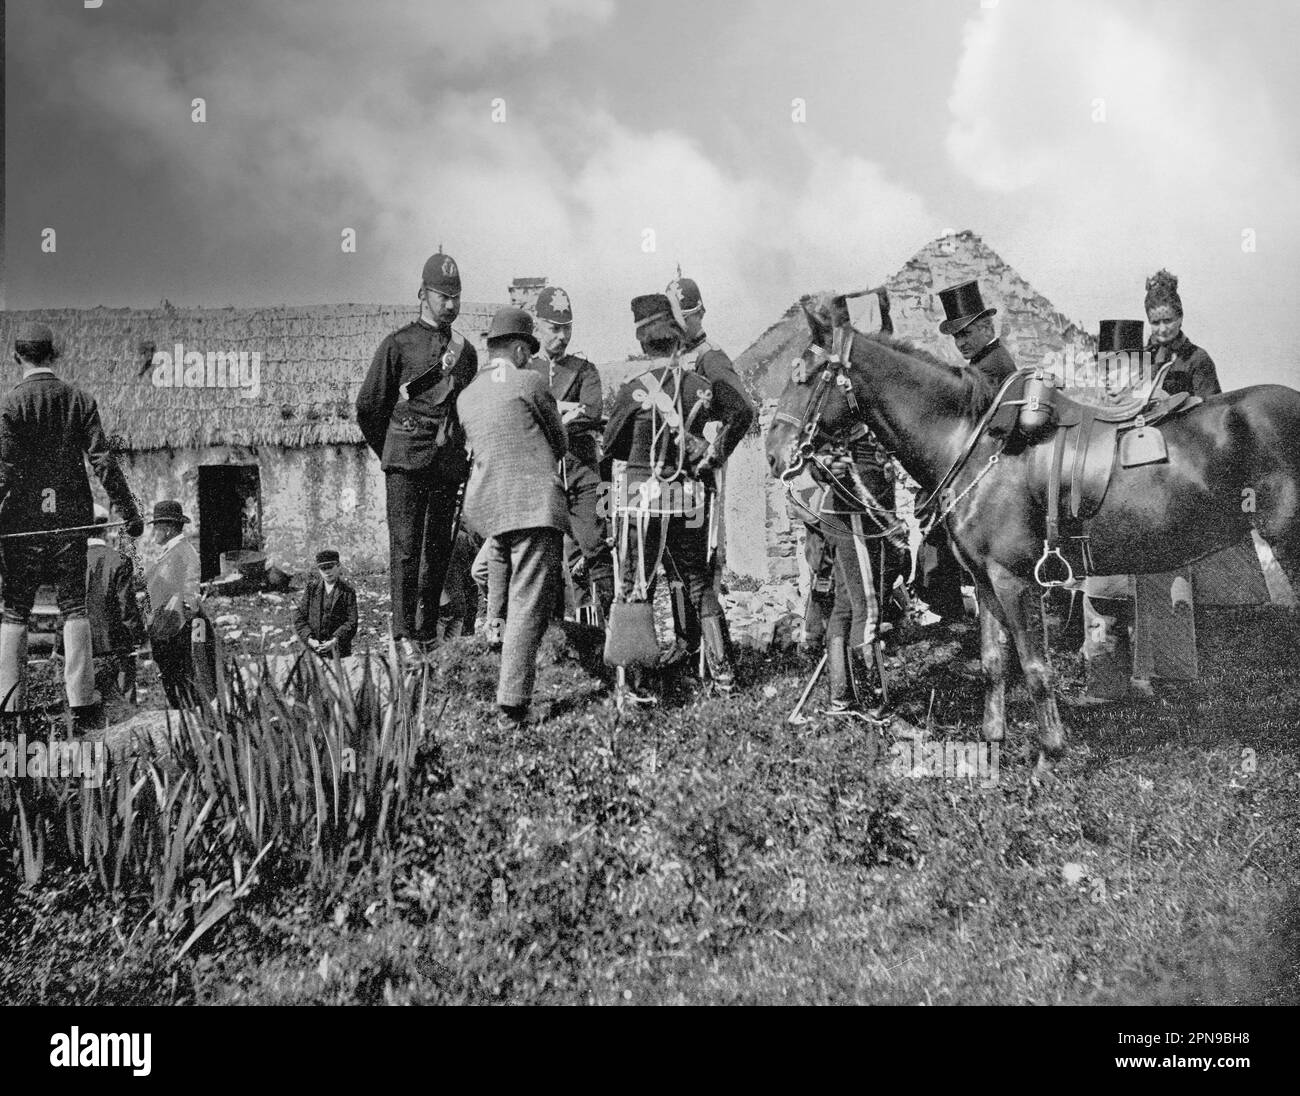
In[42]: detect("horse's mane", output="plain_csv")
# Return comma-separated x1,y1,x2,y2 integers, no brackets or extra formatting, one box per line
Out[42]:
859,329,954,372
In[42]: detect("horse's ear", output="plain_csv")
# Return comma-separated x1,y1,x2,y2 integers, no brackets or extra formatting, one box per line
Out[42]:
800,294,831,348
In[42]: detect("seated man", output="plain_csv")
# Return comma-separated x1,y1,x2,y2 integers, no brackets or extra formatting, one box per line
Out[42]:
294,549,359,657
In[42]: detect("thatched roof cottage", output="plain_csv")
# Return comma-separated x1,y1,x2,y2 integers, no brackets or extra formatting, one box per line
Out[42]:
0,302,500,577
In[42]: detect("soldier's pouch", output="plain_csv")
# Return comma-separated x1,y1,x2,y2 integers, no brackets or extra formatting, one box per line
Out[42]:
604,600,659,667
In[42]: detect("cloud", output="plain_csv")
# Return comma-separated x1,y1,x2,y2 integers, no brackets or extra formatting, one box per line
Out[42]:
943,0,1300,387
7,0,943,363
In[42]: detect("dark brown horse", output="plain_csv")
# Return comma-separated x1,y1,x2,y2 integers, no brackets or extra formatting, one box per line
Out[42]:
767,293,1300,770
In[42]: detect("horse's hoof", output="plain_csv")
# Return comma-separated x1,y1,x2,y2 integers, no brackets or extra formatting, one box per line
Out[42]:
982,725,1005,743
1032,754,1058,782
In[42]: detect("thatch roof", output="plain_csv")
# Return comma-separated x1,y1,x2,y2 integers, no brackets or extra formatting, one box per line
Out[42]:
0,303,500,452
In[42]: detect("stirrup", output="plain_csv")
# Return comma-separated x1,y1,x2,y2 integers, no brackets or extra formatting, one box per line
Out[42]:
1033,541,1074,588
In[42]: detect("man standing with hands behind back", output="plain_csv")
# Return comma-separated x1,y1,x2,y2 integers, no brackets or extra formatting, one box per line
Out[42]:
357,251,477,657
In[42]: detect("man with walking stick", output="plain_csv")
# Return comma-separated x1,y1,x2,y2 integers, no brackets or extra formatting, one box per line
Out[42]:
0,323,145,727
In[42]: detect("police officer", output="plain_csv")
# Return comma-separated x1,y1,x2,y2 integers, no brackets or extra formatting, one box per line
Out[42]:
603,294,735,693
0,323,145,721
357,252,477,654
528,285,613,620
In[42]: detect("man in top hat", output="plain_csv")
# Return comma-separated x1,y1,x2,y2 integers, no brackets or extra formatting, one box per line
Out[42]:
142,499,214,708
937,280,1018,407
527,285,614,621
85,504,144,702
295,549,359,658
0,322,145,721
357,251,478,655
603,293,736,693
918,281,1021,620
457,307,570,728
1067,318,1206,707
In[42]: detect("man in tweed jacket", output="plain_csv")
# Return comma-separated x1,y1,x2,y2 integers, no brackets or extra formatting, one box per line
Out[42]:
457,307,570,728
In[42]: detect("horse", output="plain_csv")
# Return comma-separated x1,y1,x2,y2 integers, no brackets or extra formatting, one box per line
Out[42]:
767,292,1300,770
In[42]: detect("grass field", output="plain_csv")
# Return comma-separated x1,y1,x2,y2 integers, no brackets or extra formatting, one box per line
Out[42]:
2,586,1297,1005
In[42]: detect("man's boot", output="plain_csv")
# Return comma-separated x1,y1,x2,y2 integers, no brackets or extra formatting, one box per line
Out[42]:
700,615,735,694
0,619,29,713
849,643,884,718
827,635,855,714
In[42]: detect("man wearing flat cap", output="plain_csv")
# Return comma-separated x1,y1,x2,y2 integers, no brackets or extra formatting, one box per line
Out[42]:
457,307,570,729
294,549,359,658
357,251,477,655
603,293,736,694
0,322,145,722
85,504,144,702
527,285,613,621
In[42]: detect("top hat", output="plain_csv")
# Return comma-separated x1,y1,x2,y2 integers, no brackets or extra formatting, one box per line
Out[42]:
14,322,55,348
631,293,677,332
147,499,191,526
937,280,997,336
421,252,462,298
485,307,540,354
1097,320,1145,355
534,286,573,325
665,276,703,329
315,548,341,566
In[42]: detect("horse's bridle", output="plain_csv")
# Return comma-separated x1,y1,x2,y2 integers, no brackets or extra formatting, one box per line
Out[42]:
772,326,865,480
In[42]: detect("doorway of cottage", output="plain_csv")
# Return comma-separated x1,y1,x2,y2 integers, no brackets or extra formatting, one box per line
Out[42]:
197,464,262,581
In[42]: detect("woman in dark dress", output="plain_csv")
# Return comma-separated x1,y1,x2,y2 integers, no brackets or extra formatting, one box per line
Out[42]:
1143,269,1222,397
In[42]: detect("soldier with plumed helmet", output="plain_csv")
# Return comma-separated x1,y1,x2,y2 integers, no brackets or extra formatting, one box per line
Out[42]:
602,293,736,694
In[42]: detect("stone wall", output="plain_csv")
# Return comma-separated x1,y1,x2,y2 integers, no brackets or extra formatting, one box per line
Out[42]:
115,443,388,574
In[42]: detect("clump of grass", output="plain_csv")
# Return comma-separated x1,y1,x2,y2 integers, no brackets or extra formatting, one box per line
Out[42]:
1,645,436,958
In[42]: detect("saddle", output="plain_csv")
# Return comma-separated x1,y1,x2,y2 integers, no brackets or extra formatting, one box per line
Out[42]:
1011,369,1203,584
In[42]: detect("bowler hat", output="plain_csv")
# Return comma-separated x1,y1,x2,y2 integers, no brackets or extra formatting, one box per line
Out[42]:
631,293,676,332
421,252,462,298
14,322,55,348
534,286,573,325
316,548,341,566
485,307,540,354
938,280,997,336
147,499,191,526
1097,320,1145,355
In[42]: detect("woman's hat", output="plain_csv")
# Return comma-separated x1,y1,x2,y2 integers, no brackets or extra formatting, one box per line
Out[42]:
148,499,191,525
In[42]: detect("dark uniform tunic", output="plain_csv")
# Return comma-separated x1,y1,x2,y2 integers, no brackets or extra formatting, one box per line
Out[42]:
0,369,142,619
680,336,756,468
603,361,726,648
356,318,477,641
528,350,613,609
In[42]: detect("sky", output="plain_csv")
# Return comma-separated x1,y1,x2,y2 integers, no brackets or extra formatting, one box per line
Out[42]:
4,0,1298,387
